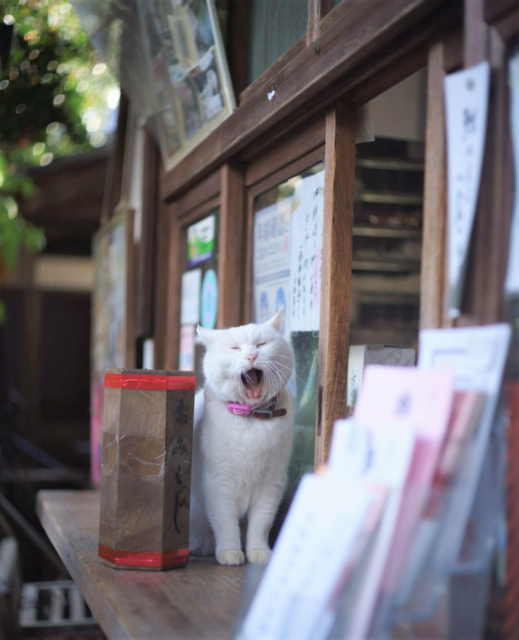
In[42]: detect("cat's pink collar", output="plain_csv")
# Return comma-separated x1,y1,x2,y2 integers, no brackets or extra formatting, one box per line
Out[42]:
227,402,255,417
227,395,287,420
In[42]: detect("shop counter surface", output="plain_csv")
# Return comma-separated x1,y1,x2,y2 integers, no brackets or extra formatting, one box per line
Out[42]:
37,490,247,640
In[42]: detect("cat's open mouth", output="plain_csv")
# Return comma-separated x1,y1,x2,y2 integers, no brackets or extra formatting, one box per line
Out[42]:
241,368,264,400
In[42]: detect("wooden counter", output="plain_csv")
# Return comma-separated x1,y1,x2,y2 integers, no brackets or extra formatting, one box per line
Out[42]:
37,490,247,640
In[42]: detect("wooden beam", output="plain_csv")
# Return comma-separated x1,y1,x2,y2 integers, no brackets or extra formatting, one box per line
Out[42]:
464,0,489,66
420,42,448,330
482,30,512,323
307,0,334,43
218,164,244,329
163,210,181,371
125,209,136,369
315,99,356,466
161,0,451,202
135,130,160,339
154,204,172,370
226,0,249,98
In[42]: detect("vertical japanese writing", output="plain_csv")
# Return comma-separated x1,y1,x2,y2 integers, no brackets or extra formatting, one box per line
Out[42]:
289,171,324,331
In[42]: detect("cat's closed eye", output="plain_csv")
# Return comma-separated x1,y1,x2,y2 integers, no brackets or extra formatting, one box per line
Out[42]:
231,346,241,351
257,342,267,348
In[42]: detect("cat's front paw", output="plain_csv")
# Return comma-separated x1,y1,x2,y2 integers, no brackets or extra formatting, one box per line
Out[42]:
247,548,271,565
216,549,245,566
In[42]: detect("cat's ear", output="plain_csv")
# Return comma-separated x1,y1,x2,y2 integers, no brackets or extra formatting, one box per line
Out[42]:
196,325,220,346
265,306,284,333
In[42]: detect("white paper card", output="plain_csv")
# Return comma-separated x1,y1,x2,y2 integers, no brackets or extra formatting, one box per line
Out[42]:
240,474,372,640
253,197,292,338
180,268,201,325
506,53,519,296
419,323,510,395
445,61,490,317
418,324,511,576
289,171,324,332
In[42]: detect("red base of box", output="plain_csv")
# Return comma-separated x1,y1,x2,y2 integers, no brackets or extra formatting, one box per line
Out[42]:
98,544,189,570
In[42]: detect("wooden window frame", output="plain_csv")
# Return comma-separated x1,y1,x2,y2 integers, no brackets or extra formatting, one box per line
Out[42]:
159,165,245,370
160,0,457,202
155,0,462,462
242,106,355,467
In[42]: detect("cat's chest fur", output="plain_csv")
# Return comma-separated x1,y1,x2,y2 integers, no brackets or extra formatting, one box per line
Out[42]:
200,385,293,471
196,385,293,514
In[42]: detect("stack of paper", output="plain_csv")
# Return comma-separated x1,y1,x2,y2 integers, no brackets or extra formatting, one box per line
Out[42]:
238,324,511,640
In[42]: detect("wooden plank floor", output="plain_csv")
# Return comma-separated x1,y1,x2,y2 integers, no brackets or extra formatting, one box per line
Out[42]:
37,490,247,640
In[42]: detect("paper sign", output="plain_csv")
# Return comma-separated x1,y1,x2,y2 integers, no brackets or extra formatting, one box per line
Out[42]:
355,367,454,450
180,268,201,325
187,214,215,267
419,323,511,395
201,268,218,329
253,198,292,337
506,53,519,296
338,421,415,640
289,171,324,332
445,61,490,317
418,324,511,585
354,366,454,600
240,474,372,640
179,325,195,371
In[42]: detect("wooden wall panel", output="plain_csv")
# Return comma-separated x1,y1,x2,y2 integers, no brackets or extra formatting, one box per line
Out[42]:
218,164,245,329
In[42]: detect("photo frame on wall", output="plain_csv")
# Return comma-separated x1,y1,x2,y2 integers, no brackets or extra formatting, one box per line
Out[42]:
137,0,236,171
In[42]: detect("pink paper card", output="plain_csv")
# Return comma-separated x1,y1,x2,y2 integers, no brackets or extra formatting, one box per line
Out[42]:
354,366,455,594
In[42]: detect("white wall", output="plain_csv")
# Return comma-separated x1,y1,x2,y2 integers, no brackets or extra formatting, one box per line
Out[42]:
370,69,427,142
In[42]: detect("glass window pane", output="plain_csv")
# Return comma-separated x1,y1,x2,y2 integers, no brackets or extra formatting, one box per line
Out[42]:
247,0,308,84
179,209,220,388
348,71,426,409
252,162,324,527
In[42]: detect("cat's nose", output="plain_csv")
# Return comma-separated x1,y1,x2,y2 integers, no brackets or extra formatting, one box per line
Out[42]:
245,353,257,364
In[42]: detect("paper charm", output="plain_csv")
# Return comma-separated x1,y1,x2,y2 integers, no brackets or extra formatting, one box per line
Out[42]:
444,61,491,318
506,53,519,297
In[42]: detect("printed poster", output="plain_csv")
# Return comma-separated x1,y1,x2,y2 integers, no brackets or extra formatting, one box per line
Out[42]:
444,61,490,317
187,214,215,267
253,197,292,338
180,268,202,325
289,171,325,332
201,268,218,329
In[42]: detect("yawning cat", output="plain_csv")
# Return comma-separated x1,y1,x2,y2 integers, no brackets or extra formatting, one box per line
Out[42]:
189,308,295,565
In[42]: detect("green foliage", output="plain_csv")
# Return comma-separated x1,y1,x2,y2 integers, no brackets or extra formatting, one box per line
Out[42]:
0,0,118,322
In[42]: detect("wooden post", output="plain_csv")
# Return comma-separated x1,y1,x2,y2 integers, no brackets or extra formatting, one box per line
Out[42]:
315,99,356,466
163,209,181,371
307,0,334,43
154,204,172,370
218,163,244,329
135,130,160,339
420,42,448,331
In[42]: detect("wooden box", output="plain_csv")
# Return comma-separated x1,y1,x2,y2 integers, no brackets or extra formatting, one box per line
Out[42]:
98,369,195,570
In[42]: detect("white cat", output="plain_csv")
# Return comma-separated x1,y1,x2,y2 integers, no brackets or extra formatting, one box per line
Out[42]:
189,308,295,566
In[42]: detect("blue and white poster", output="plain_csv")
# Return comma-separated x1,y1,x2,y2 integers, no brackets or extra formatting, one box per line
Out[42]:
201,268,218,329
253,197,292,338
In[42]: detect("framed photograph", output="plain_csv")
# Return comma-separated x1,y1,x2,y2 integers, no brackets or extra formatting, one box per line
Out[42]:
137,0,236,170
90,209,135,485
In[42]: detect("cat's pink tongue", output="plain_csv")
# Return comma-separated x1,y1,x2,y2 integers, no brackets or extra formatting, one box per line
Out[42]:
245,369,262,399
247,386,262,399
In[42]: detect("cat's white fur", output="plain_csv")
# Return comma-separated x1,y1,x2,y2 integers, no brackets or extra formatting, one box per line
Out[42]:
189,308,295,566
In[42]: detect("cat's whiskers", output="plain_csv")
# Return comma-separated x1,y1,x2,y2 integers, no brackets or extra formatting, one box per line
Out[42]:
265,357,303,386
